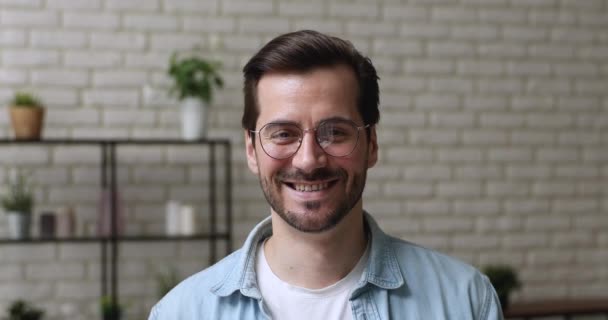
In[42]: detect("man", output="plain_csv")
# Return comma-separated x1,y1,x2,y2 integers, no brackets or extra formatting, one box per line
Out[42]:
149,30,502,319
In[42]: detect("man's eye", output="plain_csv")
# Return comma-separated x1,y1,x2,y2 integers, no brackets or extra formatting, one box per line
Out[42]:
329,128,349,137
320,125,352,142
268,129,299,142
270,131,293,139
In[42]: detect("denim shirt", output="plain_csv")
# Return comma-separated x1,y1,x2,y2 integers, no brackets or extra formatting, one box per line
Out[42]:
149,212,503,320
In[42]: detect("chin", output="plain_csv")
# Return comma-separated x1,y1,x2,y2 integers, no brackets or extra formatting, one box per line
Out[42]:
276,202,352,233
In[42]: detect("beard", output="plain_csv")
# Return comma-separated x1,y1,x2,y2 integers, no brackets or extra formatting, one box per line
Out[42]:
259,166,367,233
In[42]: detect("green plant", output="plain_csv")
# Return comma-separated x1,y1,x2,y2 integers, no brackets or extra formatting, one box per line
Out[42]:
9,92,43,108
482,264,521,309
4,299,44,320
168,52,224,104
1,170,34,213
155,266,180,299
100,296,122,320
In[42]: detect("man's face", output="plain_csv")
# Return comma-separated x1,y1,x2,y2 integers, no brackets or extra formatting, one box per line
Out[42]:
245,64,378,233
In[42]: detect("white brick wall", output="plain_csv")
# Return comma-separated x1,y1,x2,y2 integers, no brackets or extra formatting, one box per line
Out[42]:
0,0,607,318
30,31,87,49
63,12,119,30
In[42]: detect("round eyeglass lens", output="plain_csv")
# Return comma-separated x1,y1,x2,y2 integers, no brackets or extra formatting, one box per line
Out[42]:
259,123,301,159
316,121,359,157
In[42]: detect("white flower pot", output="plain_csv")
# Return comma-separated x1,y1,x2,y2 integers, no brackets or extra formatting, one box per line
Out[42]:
180,98,208,140
7,211,31,240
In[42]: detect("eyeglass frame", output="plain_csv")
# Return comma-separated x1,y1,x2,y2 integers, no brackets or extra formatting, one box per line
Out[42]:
249,119,371,160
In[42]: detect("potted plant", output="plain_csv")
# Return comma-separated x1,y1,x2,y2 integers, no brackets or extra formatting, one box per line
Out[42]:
482,264,521,310
155,266,180,299
1,169,34,240
100,296,122,320
168,52,224,140
4,299,44,320
8,91,45,140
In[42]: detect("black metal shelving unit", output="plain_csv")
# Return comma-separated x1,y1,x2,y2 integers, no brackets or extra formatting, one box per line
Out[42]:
0,138,232,319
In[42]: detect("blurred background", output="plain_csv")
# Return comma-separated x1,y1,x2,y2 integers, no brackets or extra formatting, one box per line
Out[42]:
0,0,606,319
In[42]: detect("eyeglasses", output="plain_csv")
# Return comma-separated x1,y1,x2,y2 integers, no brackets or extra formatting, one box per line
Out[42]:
250,119,370,159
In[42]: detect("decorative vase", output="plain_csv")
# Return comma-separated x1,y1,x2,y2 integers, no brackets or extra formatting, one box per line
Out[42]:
9,107,45,140
97,188,124,237
39,211,56,239
180,97,207,140
56,206,76,238
7,211,31,240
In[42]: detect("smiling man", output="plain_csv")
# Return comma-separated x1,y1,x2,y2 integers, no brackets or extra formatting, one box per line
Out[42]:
149,30,503,320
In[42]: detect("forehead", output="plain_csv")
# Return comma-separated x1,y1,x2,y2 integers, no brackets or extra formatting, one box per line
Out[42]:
255,64,360,125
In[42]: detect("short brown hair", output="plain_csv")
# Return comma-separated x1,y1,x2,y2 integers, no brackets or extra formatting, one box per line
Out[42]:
242,30,380,133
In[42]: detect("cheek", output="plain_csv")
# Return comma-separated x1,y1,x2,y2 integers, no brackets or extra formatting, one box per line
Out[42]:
333,159,361,180
258,158,286,179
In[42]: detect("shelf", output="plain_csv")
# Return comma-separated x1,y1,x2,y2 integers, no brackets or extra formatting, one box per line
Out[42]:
0,138,230,145
118,233,230,242
0,237,106,244
0,233,230,244
0,138,232,318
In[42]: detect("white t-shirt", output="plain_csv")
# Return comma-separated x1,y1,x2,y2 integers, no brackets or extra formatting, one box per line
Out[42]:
256,241,369,320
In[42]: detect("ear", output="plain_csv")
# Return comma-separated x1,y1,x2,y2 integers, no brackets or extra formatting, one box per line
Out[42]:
366,127,378,169
245,130,259,175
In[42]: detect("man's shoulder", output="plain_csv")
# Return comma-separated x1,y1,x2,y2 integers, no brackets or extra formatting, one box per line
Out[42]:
381,236,501,318
171,248,241,297
386,236,486,286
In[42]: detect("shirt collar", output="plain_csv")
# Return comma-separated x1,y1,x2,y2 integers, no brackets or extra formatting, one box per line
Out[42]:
355,211,405,293
210,212,405,298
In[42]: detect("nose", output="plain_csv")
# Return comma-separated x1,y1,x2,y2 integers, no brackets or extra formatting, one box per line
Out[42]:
291,130,327,172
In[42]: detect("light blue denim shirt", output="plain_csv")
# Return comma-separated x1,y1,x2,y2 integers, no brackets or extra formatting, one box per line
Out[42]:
149,212,503,320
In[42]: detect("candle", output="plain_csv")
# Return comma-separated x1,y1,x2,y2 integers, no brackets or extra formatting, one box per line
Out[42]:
165,201,181,236
180,205,197,236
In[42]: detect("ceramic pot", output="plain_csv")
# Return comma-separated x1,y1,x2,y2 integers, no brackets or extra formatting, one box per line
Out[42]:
9,107,45,140
7,211,31,239
180,98,207,140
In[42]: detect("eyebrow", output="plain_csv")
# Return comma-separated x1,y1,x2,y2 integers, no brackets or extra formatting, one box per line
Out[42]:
265,116,355,127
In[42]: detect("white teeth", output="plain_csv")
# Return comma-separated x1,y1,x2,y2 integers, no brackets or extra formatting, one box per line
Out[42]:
293,182,329,192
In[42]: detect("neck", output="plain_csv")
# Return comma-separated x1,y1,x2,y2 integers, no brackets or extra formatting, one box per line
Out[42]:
264,206,367,289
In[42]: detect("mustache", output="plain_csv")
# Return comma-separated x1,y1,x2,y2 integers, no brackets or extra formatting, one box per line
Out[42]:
276,168,346,181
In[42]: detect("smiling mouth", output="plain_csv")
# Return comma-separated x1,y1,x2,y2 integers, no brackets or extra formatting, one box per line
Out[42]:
284,181,337,192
